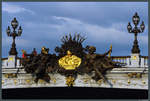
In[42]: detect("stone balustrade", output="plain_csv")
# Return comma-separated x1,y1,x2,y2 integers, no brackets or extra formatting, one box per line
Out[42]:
2,68,148,89
111,56,148,67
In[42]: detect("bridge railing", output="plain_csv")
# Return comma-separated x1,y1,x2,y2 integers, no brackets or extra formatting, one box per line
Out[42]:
140,56,148,67
2,56,148,68
111,56,148,67
2,57,22,68
111,56,130,66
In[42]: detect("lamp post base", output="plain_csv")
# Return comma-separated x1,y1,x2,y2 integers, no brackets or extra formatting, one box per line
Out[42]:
7,55,17,68
130,53,140,67
9,47,18,56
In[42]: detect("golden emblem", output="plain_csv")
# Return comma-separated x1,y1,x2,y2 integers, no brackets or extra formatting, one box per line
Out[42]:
127,79,131,84
53,79,56,84
132,56,137,60
39,79,44,84
26,79,31,84
2,80,4,85
112,79,116,84
8,57,14,62
142,80,146,84
14,79,17,85
58,50,81,70
65,76,75,87
97,79,103,85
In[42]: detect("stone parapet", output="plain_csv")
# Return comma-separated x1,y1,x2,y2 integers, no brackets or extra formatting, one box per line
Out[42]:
2,67,148,90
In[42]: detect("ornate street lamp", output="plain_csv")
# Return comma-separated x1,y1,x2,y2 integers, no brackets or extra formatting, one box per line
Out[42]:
6,17,22,56
127,12,145,54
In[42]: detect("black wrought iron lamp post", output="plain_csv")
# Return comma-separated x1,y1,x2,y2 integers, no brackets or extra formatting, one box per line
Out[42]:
127,12,145,54
6,17,22,56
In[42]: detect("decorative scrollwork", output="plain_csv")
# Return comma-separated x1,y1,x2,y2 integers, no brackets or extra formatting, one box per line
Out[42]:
127,72,142,78
65,76,75,87
4,73,17,78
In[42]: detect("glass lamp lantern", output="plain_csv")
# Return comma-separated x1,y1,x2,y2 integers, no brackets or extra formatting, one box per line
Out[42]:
18,26,22,36
127,22,132,32
11,18,18,29
6,26,11,36
140,21,145,32
132,12,140,26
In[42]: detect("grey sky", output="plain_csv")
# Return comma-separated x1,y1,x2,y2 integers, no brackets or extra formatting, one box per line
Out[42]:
2,2,148,58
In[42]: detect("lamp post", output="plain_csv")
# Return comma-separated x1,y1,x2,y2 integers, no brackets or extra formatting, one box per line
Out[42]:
6,17,22,56
127,12,145,54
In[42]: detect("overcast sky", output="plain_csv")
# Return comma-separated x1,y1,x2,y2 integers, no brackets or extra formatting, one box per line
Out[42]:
2,2,148,58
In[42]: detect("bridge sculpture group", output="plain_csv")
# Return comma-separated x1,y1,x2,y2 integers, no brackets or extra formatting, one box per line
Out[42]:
2,12,148,89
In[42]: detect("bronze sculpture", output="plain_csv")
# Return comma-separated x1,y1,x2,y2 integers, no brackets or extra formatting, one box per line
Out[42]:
21,34,120,86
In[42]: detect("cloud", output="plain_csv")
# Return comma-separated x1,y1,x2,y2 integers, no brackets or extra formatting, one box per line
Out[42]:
46,2,147,27
2,15,147,57
2,2,148,57
2,37,37,48
21,15,147,48
138,35,148,45
51,16,147,46
53,16,82,24
2,3,35,14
